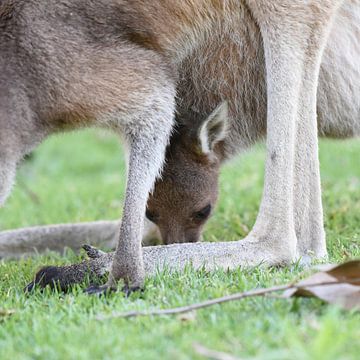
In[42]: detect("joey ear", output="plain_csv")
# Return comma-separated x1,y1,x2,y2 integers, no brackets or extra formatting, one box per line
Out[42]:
198,101,228,154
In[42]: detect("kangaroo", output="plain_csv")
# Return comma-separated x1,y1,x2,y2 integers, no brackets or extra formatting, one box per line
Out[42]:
1,1,359,293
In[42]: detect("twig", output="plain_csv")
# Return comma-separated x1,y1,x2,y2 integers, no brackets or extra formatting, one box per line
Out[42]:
96,283,292,320
96,279,359,320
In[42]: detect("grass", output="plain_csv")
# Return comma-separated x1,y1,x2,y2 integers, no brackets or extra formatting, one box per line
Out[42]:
0,129,359,360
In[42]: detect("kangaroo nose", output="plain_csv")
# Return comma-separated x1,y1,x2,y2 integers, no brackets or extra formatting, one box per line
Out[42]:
161,226,186,245
161,225,202,245
163,233,186,245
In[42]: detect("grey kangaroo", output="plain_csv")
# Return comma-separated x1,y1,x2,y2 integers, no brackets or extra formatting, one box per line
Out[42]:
0,1,359,293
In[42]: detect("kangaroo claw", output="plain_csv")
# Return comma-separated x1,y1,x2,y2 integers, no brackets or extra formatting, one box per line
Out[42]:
84,284,115,296
122,284,145,297
84,283,144,297
82,244,106,259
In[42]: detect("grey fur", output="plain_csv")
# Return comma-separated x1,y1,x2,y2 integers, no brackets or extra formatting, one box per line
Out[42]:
0,219,161,259
1,1,359,291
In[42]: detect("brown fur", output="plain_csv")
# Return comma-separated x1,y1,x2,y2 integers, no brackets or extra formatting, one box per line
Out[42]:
1,0,359,291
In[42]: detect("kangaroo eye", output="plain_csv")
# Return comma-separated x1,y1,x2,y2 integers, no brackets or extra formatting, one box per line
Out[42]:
193,204,212,221
145,209,159,223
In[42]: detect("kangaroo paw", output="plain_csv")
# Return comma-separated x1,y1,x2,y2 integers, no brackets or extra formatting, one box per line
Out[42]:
25,265,70,292
25,250,113,293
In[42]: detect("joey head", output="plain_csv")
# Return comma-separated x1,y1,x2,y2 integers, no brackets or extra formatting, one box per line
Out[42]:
146,103,229,244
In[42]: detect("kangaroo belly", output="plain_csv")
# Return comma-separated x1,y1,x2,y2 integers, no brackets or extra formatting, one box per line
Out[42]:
177,3,267,153
178,0,360,155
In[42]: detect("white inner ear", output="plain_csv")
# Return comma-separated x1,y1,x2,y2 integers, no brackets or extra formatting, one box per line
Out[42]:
198,101,229,154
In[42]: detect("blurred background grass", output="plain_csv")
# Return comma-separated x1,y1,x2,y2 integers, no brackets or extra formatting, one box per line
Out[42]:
0,129,359,261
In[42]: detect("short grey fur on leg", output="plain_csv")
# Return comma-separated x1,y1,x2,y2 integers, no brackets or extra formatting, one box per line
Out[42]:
105,91,176,292
291,11,340,261
239,0,342,263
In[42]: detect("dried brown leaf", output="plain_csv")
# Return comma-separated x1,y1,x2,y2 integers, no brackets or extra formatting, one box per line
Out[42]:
327,260,360,284
283,260,360,310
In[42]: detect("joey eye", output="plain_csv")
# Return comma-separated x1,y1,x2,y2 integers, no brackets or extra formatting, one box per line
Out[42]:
193,204,212,221
145,209,159,223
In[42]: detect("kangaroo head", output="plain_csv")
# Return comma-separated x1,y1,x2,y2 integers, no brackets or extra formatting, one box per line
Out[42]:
146,102,228,244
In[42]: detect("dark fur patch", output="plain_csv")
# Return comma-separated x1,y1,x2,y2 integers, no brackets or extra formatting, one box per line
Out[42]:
24,266,64,292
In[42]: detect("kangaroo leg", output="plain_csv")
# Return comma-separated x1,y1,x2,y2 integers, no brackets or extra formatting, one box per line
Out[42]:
85,90,176,294
236,0,343,264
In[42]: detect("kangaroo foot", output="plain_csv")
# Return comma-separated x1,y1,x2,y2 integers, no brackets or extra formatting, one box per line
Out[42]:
84,284,115,296
26,236,301,293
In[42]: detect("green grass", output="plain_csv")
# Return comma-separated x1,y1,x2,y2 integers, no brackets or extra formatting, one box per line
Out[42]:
0,129,359,360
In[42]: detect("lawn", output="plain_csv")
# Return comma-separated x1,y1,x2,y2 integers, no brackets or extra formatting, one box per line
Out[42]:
0,130,359,360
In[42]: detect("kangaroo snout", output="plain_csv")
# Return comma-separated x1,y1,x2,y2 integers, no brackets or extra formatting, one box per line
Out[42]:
160,226,201,245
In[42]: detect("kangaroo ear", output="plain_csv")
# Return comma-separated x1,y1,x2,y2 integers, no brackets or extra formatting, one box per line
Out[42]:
198,101,228,154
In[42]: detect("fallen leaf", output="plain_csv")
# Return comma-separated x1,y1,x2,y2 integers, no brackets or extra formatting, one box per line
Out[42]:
283,260,360,310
